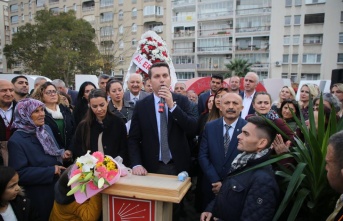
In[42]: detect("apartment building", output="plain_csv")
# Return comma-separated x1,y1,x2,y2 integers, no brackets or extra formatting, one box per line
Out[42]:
270,0,343,82
6,0,171,80
172,0,343,82
0,0,10,73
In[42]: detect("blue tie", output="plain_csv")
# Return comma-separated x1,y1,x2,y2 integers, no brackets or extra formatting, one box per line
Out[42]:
160,101,170,164
224,124,231,157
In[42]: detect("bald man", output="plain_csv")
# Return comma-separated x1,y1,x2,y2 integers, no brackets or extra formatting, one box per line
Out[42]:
198,92,247,210
0,80,16,166
240,72,259,119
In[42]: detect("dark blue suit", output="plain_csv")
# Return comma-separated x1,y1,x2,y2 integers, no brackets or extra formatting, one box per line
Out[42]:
239,91,255,117
67,89,78,106
198,117,247,209
128,93,197,174
198,91,210,115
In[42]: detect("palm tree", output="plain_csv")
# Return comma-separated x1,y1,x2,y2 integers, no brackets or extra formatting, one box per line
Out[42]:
225,58,252,77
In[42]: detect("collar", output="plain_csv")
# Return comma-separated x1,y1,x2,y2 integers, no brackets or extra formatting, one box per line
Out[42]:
244,91,256,99
153,93,161,105
130,92,140,99
222,117,239,129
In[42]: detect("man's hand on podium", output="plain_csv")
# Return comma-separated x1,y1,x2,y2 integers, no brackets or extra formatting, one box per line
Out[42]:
132,165,148,176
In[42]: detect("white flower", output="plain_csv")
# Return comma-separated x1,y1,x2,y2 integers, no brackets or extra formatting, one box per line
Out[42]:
76,151,98,172
152,49,158,55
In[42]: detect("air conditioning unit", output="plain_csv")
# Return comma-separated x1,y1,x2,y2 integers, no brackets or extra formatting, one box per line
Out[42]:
275,61,282,66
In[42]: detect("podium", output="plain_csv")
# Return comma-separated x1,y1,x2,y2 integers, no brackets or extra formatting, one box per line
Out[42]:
101,173,191,221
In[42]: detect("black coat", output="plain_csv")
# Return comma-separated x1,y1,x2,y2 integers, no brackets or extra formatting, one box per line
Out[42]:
71,112,129,165
44,104,74,149
108,100,134,123
128,93,198,173
0,194,40,221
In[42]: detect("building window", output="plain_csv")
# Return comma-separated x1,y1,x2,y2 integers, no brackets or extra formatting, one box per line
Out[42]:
303,34,323,44
283,54,289,63
132,38,137,47
144,6,164,16
100,12,113,22
304,13,325,24
119,40,124,49
100,26,114,36
302,54,321,64
132,8,137,18
100,0,113,7
292,54,299,63
338,53,343,63
20,2,24,10
285,16,291,26
119,55,124,62
29,12,32,20
293,35,300,45
132,0,137,3
119,25,123,34
131,23,137,32
64,5,67,12
294,15,301,25
295,0,302,6
10,4,18,12
284,35,290,45
118,0,123,5
21,14,24,21
341,11,343,22
11,16,19,24
301,73,319,80
339,33,343,43
305,0,325,4
291,73,298,82
285,0,292,7
73,3,77,11
36,0,45,7
176,72,195,80
282,73,288,78
119,10,123,20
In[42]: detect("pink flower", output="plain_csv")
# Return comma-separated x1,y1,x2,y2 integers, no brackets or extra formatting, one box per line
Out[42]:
96,166,107,174
92,152,104,162
71,169,81,177
88,181,98,190
106,170,118,181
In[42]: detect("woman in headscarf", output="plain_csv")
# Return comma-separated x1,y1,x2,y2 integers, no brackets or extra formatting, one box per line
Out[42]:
7,98,72,221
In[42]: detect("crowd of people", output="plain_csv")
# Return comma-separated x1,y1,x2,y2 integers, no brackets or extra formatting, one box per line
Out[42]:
1,62,343,221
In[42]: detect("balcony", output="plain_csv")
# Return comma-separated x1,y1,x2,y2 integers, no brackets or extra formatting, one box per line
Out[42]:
172,48,194,54
174,63,197,69
172,15,196,22
251,63,269,70
236,7,271,16
82,6,94,12
303,39,322,44
198,11,233,20
172,0,196,8
173,30,195,38
197,63,227,71
235,25,271,33
197,46,232,53
235,45,269,52
49,0,59,5
198,28,232,38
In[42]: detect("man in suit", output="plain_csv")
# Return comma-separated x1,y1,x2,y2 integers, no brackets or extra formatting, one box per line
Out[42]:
174,82,187,96
198,92,247,209
128,62,197,176
198,74,223,115
0,80,17,166
240,72,259,119
229,75,241,94
52,79,78,106
124,74,149,104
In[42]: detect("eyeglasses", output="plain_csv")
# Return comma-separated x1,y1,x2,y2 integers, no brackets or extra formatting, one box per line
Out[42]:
44,90,57,95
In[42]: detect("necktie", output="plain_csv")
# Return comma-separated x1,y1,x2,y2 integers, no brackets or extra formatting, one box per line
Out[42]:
224,124,231,157
160,101,170,164
132,97,138,104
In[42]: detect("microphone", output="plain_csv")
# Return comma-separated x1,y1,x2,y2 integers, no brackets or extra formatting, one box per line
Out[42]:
158,97,165,113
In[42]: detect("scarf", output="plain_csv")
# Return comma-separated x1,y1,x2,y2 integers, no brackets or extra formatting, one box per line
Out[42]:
230,148,270,173
256,109,279,120
45,105,63,119
12,98,64,160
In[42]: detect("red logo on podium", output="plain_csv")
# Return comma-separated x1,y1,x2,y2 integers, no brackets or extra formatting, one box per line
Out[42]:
109,196,155,221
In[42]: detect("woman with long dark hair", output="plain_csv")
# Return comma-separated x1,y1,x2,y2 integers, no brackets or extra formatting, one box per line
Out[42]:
73,81,96,128
71,89,128,164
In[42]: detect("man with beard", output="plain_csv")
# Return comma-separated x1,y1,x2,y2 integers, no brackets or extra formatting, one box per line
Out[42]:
229,75,241,94
124,74,149,105
0,80,16,166
198,92,247,210
11,76,29,102
198,74,223,115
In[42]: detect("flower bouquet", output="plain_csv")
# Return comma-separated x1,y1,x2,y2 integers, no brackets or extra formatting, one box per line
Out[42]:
123,30,177,90
66,151,122,204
